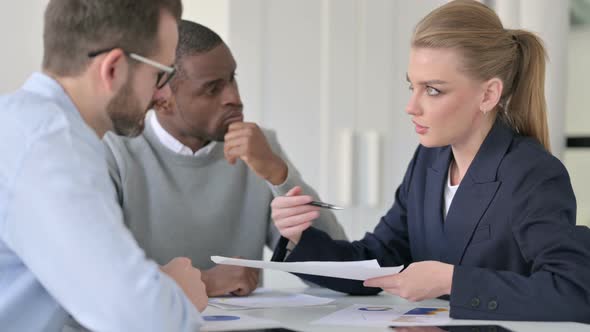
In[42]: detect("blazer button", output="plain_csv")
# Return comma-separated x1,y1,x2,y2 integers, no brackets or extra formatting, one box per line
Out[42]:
488,300,498,310
470,297,481,308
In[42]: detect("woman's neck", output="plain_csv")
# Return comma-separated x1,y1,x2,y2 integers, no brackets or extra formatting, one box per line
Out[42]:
450,117,496,186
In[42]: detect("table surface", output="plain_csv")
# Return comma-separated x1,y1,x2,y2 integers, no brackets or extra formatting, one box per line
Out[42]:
203,288,590,332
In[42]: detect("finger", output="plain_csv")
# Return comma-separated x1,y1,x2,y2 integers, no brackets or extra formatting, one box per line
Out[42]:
230,280,255,296
275,210,320,229
228,121,256,132
224,127,256,141
223,145,248,162
167,256,192,270
224,148,238,164
382,288,403,297
247,274,258,290
271,194,315,209
224,135,249,151
224,144,249,164
224,145,248,162
272,203,320,221
363,274,401,289
231,288,251,296
286,186,302,196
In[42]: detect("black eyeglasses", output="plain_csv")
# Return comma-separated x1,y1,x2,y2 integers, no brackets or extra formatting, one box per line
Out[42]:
88,48,176,89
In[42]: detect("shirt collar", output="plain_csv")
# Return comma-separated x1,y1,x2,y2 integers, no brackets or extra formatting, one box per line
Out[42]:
149,111,216,157
22,72,79,118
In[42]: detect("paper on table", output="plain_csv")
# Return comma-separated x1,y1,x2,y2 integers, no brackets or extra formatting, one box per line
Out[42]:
211,256,403,281
311,304,451,327
209,290,334,310
201,312,281,331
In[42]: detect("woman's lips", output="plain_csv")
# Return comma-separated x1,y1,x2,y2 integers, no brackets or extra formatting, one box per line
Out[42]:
413,121,428,135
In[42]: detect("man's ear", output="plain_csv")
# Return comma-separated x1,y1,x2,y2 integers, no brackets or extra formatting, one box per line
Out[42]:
480,77,503,114
98,49,128,94
153,90,176,115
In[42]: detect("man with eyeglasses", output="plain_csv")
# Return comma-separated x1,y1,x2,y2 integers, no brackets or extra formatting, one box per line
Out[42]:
103,20,347,297
0,1,206,331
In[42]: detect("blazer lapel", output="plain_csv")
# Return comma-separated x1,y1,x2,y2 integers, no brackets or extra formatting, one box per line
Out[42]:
442,179,500,264
422,147,452,260
442,120,514,265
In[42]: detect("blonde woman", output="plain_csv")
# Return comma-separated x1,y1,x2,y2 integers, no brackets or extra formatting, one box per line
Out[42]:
270,0,590,322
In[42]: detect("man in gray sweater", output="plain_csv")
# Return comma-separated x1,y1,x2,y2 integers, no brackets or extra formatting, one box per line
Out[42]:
103,20,347,297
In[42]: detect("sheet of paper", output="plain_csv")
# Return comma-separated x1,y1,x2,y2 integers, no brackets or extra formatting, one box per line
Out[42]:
311,304,451,327
209,289,334,310
211,256,403,281
201,312,281,331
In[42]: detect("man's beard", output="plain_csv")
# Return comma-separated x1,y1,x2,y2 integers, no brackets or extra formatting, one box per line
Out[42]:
106,78,148,137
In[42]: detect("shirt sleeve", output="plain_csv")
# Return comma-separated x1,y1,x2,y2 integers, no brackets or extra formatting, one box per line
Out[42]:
0,127,203,331
102,133,125,206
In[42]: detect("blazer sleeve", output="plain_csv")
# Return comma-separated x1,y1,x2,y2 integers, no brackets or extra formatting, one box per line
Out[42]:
283,147,420,295
450,155,590,323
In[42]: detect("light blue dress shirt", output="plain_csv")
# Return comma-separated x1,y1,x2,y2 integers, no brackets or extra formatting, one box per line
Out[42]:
0,73,202,331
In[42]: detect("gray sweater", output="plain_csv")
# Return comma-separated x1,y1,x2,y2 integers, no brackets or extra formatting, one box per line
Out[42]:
103,116,346,269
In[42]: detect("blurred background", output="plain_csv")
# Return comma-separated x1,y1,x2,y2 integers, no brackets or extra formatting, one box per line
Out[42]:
1,0,588,288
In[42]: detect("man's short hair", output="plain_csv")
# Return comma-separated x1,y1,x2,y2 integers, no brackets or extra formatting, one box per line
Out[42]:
43,0,183,77
176,20,224,61
171,20,224,86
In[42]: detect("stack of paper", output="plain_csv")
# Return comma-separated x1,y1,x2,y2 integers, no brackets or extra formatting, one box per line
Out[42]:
311,304,451,327
209,290,334,310
210,256,403,280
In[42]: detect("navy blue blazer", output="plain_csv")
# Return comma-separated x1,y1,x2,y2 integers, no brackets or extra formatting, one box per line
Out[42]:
277,120,590,322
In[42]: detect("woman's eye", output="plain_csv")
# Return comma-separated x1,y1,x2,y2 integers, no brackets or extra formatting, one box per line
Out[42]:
408,84,414,92
426,86,440,96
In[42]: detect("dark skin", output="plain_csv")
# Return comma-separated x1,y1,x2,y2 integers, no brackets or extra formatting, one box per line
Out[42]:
155,43,288,296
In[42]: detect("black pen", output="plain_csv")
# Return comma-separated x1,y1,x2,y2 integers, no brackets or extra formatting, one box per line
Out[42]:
307,200,344,210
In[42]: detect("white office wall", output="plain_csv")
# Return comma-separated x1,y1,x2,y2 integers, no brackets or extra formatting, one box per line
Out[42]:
0,0,47,93
565,26,590,227
182,0,230,42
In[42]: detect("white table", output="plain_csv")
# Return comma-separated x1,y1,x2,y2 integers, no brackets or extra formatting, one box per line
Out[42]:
203,288,590,332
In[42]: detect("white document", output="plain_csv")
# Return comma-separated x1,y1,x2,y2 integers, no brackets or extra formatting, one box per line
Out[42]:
211,256,403,281
312,304,451,327
209,289,334,310
200,313,281,331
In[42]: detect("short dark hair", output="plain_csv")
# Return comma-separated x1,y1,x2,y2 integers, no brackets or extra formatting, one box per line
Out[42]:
171,20,224,85
176,20,224,61
43,0,182,76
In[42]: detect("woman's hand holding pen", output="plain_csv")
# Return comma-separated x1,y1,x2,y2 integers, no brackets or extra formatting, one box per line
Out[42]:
363,261,454,301
271,186,321,244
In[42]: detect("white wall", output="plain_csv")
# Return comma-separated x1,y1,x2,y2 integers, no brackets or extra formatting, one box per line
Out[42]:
0,0,47,93
565,26,590,227
182,0,229,42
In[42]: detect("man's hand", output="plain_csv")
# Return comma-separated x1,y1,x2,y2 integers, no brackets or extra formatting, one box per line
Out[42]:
271,186,319,244
224,122,287,185
161,257,208,312
363,261,454,302
201,264,260,297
